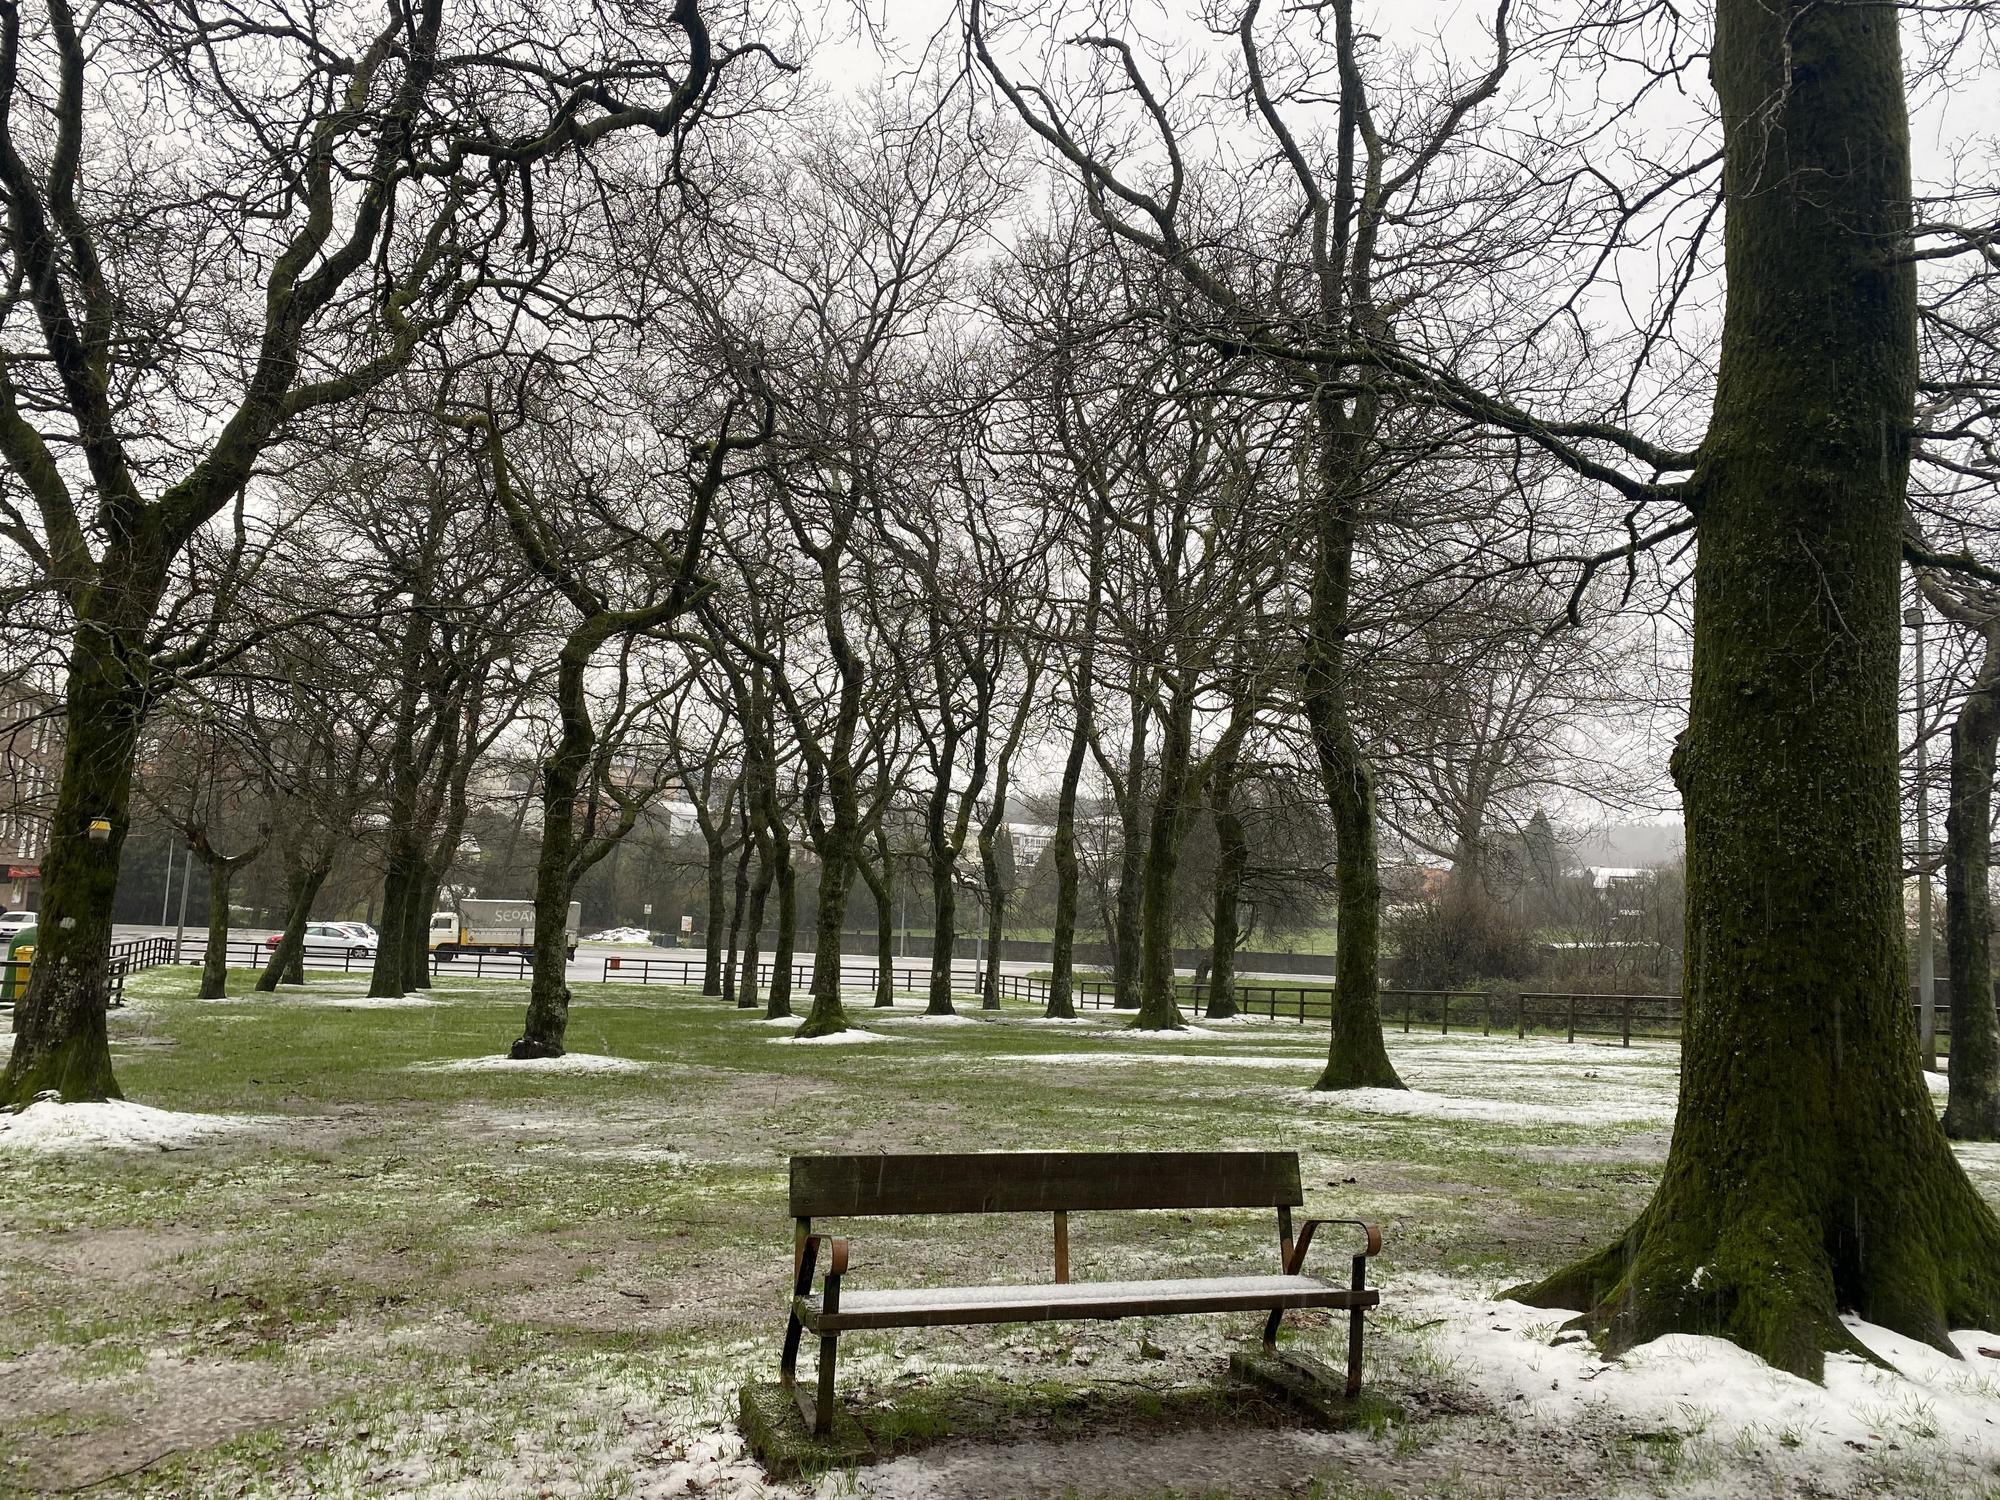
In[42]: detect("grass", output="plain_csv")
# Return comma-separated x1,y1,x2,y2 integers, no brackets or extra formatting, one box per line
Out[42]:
2,966,1994,1499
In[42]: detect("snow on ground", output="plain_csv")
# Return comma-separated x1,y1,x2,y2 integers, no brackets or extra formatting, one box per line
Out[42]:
0,1097,266,1152
873,1011,986,1026
1084,1023,1227,1041
410,1053,652,1075
1397,1277,2000,1496
1297,1083,1674,1127
989,1051,1324,1071
770,1029,897,1045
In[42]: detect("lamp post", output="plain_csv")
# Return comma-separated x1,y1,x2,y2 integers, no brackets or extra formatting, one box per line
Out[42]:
1906,604,1937,1070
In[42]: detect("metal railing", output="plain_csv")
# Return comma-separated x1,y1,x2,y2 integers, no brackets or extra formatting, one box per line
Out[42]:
1,934,176,1016
602,958,1986,1051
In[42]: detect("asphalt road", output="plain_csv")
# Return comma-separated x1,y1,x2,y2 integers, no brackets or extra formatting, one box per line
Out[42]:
107,923,1028,988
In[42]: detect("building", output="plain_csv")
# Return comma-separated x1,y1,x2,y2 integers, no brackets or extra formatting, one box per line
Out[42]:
1,688,61,909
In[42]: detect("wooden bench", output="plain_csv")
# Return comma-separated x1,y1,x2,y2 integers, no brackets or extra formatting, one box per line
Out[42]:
778,1150,1381,1436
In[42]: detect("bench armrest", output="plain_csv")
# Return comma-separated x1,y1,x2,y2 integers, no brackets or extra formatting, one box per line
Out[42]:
794,1232,851,1314
1287,1218,1382,1284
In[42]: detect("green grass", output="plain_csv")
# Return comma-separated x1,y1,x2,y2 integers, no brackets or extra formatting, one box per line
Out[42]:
2,967,1992,1499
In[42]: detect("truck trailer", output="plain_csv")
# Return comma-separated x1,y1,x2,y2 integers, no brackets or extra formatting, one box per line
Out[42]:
429,899,581,961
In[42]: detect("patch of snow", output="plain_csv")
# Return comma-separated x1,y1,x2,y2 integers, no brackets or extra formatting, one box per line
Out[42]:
1403,1279,2000,1494
987,1051,1321,1071
754,1015,808,1026
874,1011,986,1026
0,1097,264,1153
411,1053,651,1075
1085,1023,1226,1041
770,1029,898,1046
1296,1084,1670,1126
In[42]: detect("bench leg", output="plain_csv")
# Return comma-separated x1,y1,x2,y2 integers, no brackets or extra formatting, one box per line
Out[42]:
1261,1305,1284,1353
815,1333,839,1436
781,1310,805,1384
1345,1304,1365,1398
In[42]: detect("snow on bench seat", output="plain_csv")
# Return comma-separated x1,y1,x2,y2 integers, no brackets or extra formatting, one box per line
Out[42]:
797,1272,1373,1331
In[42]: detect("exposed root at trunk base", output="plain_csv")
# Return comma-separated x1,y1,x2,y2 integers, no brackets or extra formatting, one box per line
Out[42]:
508,1037,566,1060
1508,1182,2000,1382
2,1031,124,1107
1313,1030,1405,1092
794,999,850,1039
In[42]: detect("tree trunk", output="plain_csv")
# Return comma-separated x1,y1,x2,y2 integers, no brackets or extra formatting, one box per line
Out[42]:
765,820,796,1021
1048,527,1103,1018
926,838,957,1015
979,831,1005,1011
1943,626,2000,1140
1208,759,1247,1022
510,657,593,1059
737,852,771,1010
400,871,432,992
858,840,895,1008
1047,714,1088,1017
198,861,235,1001
723,803,753,1002
1110,698,1149,1009
1134,699,1192,1030
924,734,961,1017
1304,384,1404,1089
702,827,728,996
0,634,152,1105
256,860,330,993
1515,0,2000,1377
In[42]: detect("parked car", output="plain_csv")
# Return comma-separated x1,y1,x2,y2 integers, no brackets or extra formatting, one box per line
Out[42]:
265,922,377,958
0,910,37,937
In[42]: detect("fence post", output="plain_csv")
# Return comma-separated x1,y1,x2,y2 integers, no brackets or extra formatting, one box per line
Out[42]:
1441,994,1450,1036
1566,994,1576,1044
1485,992,1493,1037
1621,997,1632,1048
1517,993,1526,1039
1403,993,1413,1033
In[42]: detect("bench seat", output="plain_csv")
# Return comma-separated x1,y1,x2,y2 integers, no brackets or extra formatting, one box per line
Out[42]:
797,1273,1378,1332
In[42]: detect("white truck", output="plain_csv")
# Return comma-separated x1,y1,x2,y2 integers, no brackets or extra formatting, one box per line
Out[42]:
429,899,581,961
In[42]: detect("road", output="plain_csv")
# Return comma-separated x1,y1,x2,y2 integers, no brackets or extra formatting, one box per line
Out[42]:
108,923,1047,988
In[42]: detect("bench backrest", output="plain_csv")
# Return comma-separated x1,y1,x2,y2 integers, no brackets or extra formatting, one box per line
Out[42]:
790,1151,1302,1218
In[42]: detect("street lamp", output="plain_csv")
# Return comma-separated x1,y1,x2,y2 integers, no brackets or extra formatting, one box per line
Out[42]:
1906,604,1937,1070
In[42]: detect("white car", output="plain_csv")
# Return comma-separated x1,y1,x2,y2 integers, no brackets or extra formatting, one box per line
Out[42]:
265,922,377,958
0,910,36,937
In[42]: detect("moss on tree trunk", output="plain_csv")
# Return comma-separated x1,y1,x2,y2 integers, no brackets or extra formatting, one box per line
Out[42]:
0,632,148,1106
1513,0,2000,1376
